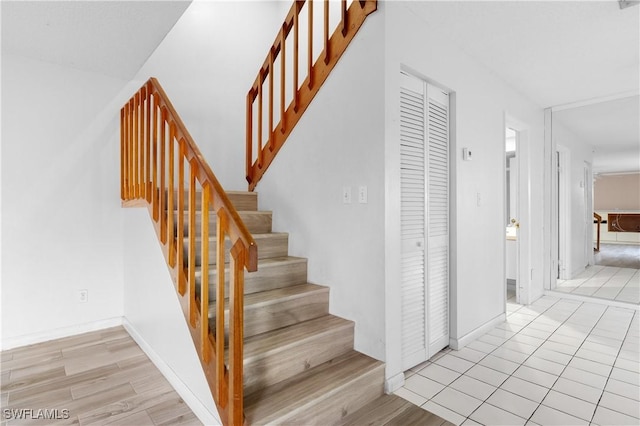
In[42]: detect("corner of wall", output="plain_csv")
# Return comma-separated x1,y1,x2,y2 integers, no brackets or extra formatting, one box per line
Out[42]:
123,318,221,426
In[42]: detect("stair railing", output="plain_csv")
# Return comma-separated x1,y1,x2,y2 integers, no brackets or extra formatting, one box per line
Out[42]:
121,78,257,425
246,0,377,191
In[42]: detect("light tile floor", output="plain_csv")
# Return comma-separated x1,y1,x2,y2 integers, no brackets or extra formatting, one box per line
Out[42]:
556,265,640,304
396,294,640,425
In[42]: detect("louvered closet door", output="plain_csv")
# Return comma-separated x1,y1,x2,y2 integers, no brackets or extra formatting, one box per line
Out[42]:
400,72,450,370
426,84,450,356
400,72,428,370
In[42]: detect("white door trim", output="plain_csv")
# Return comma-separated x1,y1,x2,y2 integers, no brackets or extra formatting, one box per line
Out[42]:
556,145,570,281
584,161,594,267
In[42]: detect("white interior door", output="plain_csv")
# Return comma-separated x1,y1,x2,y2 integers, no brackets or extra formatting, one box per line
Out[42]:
400,71,449,370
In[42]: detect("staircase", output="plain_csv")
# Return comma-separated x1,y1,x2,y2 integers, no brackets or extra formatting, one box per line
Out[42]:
121,1,382,423
187,190,385,424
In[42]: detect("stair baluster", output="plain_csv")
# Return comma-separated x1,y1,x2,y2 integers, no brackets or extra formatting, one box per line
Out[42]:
121,78,257,425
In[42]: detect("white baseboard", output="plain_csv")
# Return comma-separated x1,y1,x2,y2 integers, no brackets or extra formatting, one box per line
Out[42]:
449,313,506,350
544,290,640,311
122,318,221,426
384,372,405,394
1,317,123,350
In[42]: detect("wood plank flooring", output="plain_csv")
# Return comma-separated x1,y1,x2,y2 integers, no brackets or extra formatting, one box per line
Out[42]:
1,327,201,425
337,394,453,426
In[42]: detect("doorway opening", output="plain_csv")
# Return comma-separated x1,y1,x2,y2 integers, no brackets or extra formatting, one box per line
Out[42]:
504,114,532,307
505,127,519,306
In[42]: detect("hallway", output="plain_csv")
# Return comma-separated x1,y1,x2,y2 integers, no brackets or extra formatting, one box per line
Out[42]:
396,295,639,425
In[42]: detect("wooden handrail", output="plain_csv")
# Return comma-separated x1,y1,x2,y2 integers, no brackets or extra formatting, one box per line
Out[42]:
246,0,377,191
594,212,602,252
121,78,257,426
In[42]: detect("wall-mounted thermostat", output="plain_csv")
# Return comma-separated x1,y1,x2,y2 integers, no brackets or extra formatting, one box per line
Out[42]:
463,148,472,161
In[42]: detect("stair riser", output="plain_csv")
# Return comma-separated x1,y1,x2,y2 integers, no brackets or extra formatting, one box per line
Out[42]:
201,259,308,299
175,211,272,236
243,324,354,396
185,235,288,265
282,365,385,425
211,289,329,339
171,190,257,211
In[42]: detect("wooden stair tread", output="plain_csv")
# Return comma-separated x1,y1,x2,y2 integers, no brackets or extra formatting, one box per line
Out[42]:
185,232,289,264
196,256,308,297
188,231,287,242
336,394,453,426
208,283,329,338
195,255,306,272
243,282,327,307
243,315,352,362
172,189,257,211
176,210,272,235
176,209,270,215
244,350,384,425
208,283,328,315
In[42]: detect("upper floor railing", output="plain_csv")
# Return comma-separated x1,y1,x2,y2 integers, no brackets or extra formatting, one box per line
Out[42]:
246,0,377,191
121,78,257,425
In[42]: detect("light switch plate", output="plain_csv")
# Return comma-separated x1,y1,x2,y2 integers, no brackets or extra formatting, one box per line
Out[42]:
358,186,368,203
342,186,352,204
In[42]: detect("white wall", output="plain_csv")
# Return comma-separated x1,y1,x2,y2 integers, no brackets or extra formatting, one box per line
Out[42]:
122,208,219,425
130,0,286,191
384,2,545,385
256,8,387,361
1,54,128,347
554,121,594,277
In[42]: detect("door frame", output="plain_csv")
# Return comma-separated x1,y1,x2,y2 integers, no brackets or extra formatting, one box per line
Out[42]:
504,113,531,305
556,145,570,281
583,161,594,268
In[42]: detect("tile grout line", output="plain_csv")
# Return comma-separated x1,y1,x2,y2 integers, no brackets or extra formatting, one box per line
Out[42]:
465,298,612,424
481,297,585,424
441,297,565,424
589,308,638,424
408,295,637,425
527,303,611,424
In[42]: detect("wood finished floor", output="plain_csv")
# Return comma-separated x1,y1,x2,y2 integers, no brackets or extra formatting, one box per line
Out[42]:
0,327,201,425
338,394,453,426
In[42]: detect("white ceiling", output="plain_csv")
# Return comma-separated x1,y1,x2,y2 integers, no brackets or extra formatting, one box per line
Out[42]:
1,1,192,80
405,0,640,174
405,0,639,108
2,1,638,172
553,95,640,173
